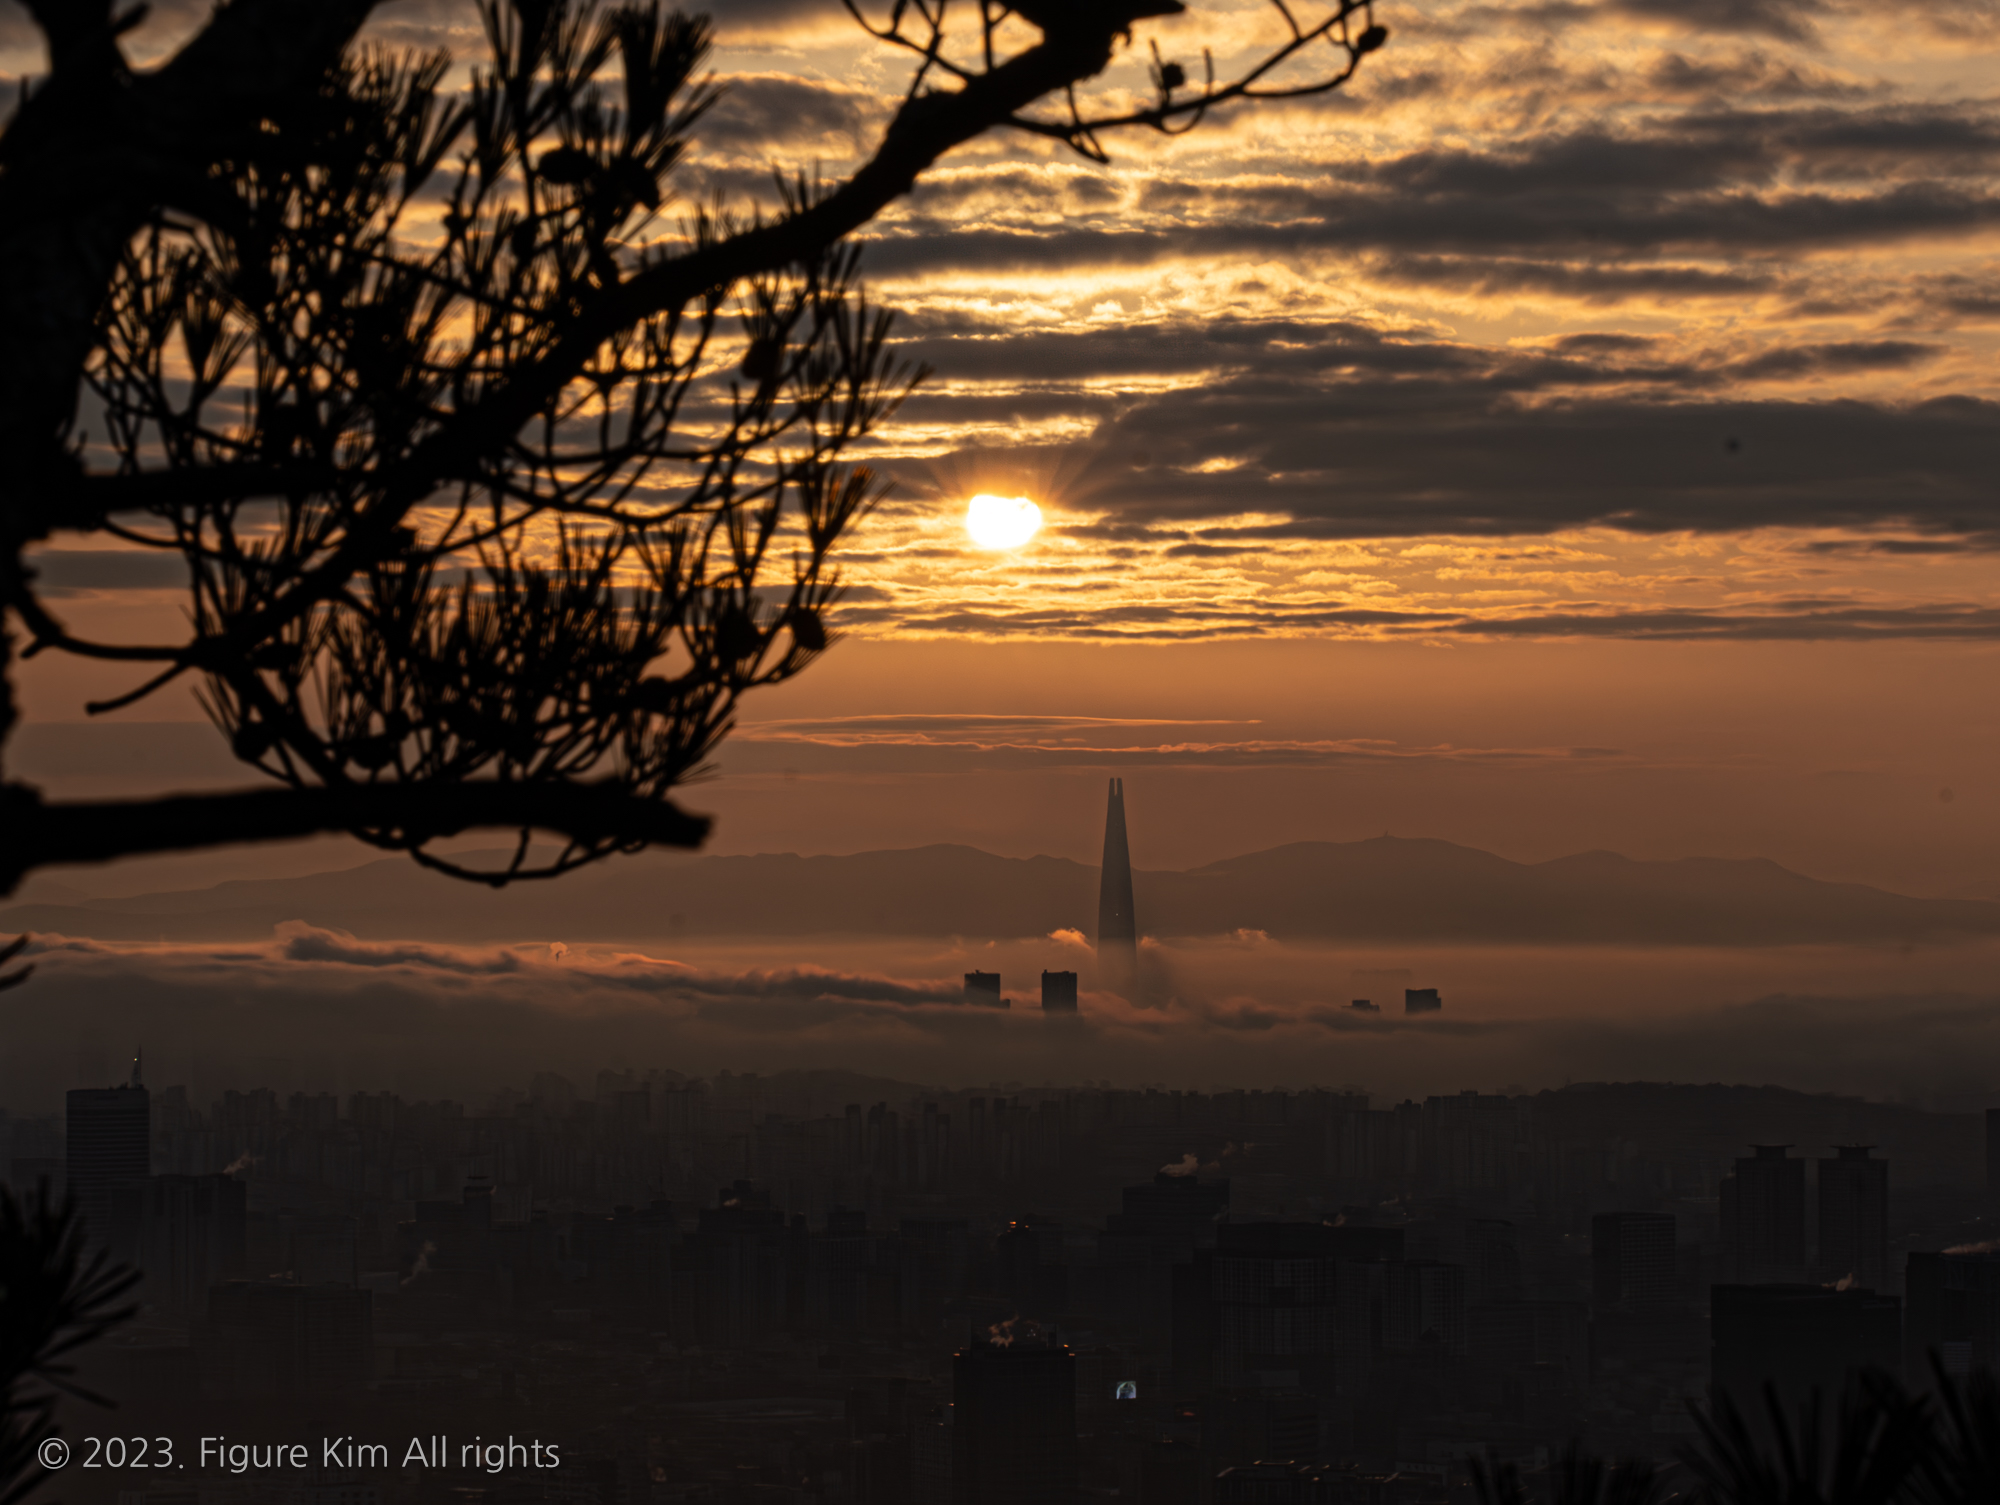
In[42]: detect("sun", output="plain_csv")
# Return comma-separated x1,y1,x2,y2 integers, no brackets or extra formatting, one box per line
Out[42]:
965,493,1043,549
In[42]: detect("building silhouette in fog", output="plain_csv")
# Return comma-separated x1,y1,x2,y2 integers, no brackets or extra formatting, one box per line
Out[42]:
66,1054,150,1255
1711,1284,1899,1418
1818,1145,1888,1289
1109,1171,1230,1242
1177,1222,1346,1389
1906,1249,2000,1385
201,1280,373,1397
1592,1211,1676,1309
1040,971,1078,1012
1986,1108,2000,1202
1720,1145,1805,1284
53,1051,2000,1492
1404,988,1442,1014
134,1172,247,1319
951,1327,1076,1505
1097,779,1137,992
963,971,1002,1006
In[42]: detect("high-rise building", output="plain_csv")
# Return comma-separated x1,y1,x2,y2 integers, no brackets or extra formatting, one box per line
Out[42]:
1384,1258,1468,1356
910,1406,954,1505
1711,1284,1900,1417
963,971,1002,1006
1106,1171,1230,1245
899,1217,970,1336
1720,1145,1806,1284
66,1053,150,1255
1040,971,1078,1012
1907,1249,2000,1385
1179,1223,1342,1388
677,1184,798,1345
1097,1174,1229,1352
1467,1218,1523,1303
200,1281,373,1397
134,1172,247,1320
1467,1298,1592,1391
1329,1105,1420,1194
1096,778,1137,992
1819,1145,1889,1289
1593,1211,1677,1309
1330,1227,1406,1394
1986,1109,2000,1203
951,1328,1077,1505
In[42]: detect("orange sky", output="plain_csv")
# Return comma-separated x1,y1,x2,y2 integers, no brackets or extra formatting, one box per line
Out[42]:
6,0,2000,903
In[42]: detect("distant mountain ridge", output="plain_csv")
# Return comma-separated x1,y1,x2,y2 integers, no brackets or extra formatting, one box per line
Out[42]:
4,835,1996,946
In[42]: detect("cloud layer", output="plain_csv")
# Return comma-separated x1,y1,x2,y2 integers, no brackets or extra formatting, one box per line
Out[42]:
10,0,2000,643
12,927,2000,1110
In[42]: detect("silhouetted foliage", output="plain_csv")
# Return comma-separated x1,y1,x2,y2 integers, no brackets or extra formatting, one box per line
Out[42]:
1911,1362,2000,1505
1471,1365,2000,1505
1472,1444,1670,1505
1686,1371,1931,1505
0,0,1386,894
0,1184,141,1505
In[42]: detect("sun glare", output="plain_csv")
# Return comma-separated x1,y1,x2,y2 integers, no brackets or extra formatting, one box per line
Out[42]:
965,494,1043,550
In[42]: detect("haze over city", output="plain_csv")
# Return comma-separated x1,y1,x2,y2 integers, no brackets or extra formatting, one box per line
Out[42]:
7,0,2000,1500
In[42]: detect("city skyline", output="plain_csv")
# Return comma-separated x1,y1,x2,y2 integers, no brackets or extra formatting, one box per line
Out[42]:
9,1061,1988,1505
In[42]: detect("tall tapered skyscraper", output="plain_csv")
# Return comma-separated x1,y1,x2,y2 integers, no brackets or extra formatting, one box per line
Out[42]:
1097,778,1137,992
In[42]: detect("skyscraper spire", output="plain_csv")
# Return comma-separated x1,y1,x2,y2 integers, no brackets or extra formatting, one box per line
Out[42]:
1097,778,1137,991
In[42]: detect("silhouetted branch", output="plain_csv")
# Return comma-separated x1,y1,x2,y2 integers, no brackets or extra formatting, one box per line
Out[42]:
1914,1354,2000,1505
1470,1443,1665,1505
844,0,1385,161
0,0,1389,896
0,779,711,894
1683,1369,1931,1505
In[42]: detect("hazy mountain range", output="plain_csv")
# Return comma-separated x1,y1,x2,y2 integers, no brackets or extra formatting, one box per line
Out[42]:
5,836,1996,946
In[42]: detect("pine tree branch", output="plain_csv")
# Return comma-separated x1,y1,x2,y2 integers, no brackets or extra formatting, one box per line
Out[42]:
0,779,710,896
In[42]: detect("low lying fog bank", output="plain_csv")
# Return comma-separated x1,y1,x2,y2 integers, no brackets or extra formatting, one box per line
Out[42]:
6,929,1999,1111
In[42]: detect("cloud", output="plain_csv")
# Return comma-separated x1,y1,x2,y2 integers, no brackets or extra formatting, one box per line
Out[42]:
862,97,2000,278
1459,603,2000,640
19,935,117,957
697,0,863,40
599,954,967,1006
1071,387,2000,540
23,549,187,597
893,314,1940,394
744,713,1260,740
862,332,2000,576
1370,255,1777,300
121,924,986,1007
1643,50,1878,102
720,725,1634,771
10,0,2000,661
827,593,2000,646
11,930,2000,1109
1609,0,1832,44
274,922,527,974
697,74,885,153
